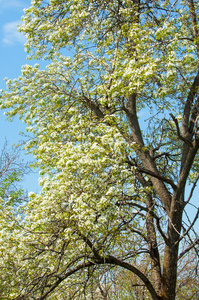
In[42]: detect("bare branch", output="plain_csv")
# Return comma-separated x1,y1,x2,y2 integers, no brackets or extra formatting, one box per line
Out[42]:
170,113,193,147
126,159,177,190
176,208,199,245
185,174,199,204
178,238,199,260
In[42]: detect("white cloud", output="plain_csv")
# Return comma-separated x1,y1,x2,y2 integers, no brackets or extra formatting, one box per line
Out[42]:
2,21,26,45
0,0,25,10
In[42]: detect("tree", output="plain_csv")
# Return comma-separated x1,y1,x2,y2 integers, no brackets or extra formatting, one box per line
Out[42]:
0,0,199,299
0,143,29,298
0,142,29,206
176,248,199,299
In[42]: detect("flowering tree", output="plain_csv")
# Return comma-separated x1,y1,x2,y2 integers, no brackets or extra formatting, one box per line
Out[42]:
1,0,199,299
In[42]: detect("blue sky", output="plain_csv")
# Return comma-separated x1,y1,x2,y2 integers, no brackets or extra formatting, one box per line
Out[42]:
0,0,28,89
0,0,29,141
0,0,39,192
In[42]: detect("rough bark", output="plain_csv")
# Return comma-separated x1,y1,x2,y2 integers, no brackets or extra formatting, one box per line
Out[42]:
137,173,162,295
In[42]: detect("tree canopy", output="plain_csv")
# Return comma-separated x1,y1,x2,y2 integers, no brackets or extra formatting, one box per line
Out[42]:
0,0,199,299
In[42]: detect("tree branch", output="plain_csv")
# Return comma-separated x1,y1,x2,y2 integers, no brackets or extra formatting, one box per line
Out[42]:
106,255,160,300
126,159,177,190
178,237,199,259
185,174,199,204
182,70,199,137
170,113,193,146
187,0,199,57
115,200,168,244
176,207,199,245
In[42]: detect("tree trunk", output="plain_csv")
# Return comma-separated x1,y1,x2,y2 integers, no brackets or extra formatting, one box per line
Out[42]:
161,194,184,300
137,173,162,295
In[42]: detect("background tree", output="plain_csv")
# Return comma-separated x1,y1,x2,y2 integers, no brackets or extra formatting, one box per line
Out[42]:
0,142,30,206
0,142,29,297
0,0,199,299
